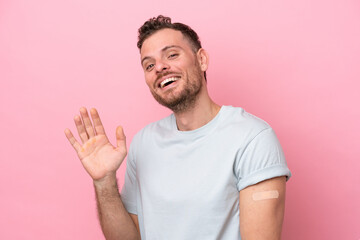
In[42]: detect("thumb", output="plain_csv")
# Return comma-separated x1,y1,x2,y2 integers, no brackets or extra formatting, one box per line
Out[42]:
116,125,127,149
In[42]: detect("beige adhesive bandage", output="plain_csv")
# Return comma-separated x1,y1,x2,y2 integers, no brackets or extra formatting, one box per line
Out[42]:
252,190,279,201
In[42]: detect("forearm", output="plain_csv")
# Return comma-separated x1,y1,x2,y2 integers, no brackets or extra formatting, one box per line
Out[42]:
94,174,140,240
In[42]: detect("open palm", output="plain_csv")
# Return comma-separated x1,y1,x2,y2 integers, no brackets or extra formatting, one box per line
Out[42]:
65,108,127,181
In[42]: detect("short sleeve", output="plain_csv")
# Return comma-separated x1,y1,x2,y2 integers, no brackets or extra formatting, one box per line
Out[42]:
234,128,291,191
120,142,138,214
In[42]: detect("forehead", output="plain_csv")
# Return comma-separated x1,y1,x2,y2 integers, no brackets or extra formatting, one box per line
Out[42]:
140,28,192,58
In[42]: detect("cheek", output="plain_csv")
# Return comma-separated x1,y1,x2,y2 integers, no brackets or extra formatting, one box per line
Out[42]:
144,74,154,88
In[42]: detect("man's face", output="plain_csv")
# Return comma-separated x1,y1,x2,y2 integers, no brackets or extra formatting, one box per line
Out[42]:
140,28,204,113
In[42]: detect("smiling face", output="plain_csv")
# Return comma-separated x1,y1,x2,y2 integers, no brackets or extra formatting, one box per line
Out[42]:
140,28,208,113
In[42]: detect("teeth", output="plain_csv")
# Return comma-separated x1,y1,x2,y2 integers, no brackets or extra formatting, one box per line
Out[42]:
160,77,179,88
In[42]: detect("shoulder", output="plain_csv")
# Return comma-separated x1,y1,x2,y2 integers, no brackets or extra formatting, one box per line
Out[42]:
130,113,174,147
219,105,272,138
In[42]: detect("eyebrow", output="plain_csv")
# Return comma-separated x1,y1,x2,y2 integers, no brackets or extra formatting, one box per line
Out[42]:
141,45,183,66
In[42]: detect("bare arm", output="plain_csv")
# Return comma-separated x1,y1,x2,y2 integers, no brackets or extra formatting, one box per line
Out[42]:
65,107,140,240
94,174,140,240
239,176,286,240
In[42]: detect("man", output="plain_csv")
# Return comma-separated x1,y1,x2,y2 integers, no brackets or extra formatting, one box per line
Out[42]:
65,15,291,240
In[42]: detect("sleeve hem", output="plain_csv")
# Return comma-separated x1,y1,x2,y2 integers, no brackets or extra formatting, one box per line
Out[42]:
122,198,137,214
236,164,292,191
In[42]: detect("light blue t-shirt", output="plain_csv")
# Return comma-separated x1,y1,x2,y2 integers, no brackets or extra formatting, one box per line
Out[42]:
121,106,291,239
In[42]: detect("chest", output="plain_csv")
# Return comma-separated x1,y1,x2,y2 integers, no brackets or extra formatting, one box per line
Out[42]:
136,135,241,206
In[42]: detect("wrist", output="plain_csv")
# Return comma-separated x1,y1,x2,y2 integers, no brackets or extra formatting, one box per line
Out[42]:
93,173,118,189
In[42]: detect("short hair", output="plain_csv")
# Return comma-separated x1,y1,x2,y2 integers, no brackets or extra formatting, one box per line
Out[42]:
137,15,206,80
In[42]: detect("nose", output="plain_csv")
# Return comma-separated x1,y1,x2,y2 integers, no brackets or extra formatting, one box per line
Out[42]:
155,60,170,73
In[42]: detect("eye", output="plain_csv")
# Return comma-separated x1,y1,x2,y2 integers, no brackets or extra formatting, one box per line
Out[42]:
168,53,179,59
146,63,154,71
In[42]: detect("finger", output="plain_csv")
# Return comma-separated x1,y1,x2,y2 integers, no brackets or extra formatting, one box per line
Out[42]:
90,108,106,135
74,115,89,143
64,128,82,152
80,107,95,138
116,126,127,150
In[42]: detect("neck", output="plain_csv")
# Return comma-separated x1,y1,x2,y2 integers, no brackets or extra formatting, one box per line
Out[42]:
173,88,221,131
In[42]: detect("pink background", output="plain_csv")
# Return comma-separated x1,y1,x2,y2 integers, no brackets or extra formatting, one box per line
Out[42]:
1,0,359,239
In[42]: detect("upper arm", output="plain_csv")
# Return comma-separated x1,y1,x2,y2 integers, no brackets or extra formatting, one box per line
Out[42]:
129,213,140,234
239,176,286,240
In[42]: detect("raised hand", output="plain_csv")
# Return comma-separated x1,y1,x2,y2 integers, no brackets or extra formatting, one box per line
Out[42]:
65,107,127,182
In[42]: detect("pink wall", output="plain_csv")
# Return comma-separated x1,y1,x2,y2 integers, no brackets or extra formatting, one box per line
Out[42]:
1,0,359,239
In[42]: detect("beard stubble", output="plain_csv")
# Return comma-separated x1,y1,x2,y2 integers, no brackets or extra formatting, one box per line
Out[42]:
150,64,204,113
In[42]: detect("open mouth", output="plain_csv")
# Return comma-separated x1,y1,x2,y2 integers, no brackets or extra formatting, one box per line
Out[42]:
160,76,180,88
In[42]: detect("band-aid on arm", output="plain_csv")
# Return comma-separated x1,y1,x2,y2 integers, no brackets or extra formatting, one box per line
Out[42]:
252,190,279,201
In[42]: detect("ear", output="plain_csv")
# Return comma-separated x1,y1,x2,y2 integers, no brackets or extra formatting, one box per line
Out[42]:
196,48,209,71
